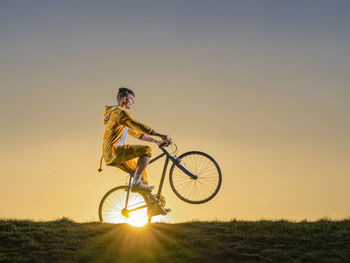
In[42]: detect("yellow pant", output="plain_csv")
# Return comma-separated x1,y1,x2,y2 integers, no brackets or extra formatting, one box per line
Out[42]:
109,144,152,184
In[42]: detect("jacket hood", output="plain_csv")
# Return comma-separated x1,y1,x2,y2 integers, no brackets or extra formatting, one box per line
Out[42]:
104,105,117,124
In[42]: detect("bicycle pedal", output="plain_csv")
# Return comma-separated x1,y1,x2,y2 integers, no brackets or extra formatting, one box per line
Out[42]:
162,208,171,214
147,206,171,216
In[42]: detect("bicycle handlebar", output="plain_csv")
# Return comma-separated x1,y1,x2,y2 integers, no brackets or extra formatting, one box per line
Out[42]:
159,141,171,148
159,141,178,157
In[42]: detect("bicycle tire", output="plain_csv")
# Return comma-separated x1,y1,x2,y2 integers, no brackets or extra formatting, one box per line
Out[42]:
99,185,150,223
169,151,222,204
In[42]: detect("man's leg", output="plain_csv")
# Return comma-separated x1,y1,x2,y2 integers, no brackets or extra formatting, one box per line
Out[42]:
123,159,149,184
131,155,154,191
115,149,170,213
113,144,153,191
133,155,150,184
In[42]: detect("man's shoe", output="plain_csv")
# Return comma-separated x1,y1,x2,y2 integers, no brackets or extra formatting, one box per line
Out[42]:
162,208,171,214
148,206,171,216
131,182,154,192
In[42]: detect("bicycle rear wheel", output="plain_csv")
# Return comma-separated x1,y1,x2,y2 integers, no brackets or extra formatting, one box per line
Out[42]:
99,186,149,224
169,151,222,204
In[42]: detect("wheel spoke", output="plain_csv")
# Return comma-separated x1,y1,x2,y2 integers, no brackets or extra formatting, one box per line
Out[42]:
170,152,221,204
99,186,148,223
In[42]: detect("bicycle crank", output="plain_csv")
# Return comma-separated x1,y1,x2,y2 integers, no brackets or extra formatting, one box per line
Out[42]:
153,194,166,208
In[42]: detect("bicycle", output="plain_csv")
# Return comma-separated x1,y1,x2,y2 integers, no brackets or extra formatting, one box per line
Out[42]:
99,143,222,224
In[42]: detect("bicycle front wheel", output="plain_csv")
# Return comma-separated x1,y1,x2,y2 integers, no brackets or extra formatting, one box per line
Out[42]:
99,186,149,224
169,151,222,204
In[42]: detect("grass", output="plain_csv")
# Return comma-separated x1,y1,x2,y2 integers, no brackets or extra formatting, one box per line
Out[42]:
0,217,350,262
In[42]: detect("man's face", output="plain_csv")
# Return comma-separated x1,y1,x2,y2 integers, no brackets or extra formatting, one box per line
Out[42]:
122,94,135,109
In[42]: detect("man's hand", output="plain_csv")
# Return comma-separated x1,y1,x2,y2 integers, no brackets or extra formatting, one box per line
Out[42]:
156,140,164,147
156,135,172,147
160,134,172,144
149,130,172,146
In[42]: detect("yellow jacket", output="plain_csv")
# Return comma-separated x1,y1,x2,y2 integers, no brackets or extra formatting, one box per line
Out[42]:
102,105,153,165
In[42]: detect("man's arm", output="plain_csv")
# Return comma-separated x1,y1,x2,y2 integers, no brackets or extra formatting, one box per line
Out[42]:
120,110,172,144
128,128,142,139
140,132,172,146
150,130,172,143
120,110,153,135
139,134,161,146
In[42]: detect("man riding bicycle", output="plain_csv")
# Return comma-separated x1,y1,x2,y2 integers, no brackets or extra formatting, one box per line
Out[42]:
101,87,172,194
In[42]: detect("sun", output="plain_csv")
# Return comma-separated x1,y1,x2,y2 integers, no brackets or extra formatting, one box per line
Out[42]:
126,210,148,227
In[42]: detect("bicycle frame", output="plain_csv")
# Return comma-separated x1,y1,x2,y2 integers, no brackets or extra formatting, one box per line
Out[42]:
123,146,198,213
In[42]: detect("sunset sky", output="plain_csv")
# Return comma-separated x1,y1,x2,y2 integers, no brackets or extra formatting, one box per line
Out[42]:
1,0,349,222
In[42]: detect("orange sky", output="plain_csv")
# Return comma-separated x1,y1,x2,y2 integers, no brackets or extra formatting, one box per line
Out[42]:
1,1,350,222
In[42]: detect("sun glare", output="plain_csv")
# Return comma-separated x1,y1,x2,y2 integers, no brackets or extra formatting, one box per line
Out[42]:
126,210,148,227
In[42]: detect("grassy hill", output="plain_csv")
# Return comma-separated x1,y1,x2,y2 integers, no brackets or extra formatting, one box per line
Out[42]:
0,218,349,263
